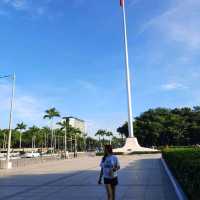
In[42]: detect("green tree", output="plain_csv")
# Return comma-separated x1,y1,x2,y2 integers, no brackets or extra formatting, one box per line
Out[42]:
57,119,69,151
28,126,40,149
86,136,98,151
15,122,27,148
0,129,8,149
117,123,129,138
43,107,60,151
106,131,113,144
95,129,107,147
117,106,200,147
41,126,51,148
111,136,122,148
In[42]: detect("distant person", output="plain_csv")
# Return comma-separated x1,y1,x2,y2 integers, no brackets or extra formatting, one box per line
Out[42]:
98,145,120,200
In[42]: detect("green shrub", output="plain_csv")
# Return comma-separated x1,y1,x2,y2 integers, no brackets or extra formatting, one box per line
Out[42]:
96,151,161,156
162,147,200,200
128,150,161,155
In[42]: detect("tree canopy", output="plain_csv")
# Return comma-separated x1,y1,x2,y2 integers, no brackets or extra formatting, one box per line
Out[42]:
117,107,200,147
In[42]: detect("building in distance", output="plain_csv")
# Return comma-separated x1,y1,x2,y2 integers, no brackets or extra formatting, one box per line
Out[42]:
67,116,85,134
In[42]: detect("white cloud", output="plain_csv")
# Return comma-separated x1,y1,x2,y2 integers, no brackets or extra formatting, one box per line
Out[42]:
2,0,27,10
0,82,45,127
77,80,97,93
15,95,43,121
161,82,188,91
0,0,49,17
141,0,200,50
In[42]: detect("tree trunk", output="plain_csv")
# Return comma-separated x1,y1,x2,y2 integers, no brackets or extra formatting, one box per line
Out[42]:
19,132,22,149
71,136,73,152
32,136,33,149
3,133,6,149
58,136,60,150
54,135,56,150
44,133,47,148
51,119,54,154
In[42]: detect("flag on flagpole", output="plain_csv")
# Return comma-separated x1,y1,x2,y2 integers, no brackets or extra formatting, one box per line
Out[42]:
120,0,124,7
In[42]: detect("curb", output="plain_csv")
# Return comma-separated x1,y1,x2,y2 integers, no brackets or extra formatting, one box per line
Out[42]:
161,158,188,200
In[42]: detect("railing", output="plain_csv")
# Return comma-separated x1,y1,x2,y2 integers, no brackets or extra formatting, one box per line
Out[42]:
0,152,95,169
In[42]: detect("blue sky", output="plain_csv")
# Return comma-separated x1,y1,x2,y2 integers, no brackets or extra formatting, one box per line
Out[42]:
0,0,200,136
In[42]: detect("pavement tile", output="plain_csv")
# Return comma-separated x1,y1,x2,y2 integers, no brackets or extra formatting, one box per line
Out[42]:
0,154,178,200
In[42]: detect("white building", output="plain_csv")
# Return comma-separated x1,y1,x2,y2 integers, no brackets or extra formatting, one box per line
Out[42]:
67,116,85,134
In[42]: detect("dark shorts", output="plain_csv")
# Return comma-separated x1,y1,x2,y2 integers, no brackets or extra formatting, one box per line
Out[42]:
104,177,118,186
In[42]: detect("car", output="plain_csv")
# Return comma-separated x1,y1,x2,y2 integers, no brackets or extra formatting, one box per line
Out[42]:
22,152,40,158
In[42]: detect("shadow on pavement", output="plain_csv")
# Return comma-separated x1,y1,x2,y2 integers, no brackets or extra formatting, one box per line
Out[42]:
0,156,178,200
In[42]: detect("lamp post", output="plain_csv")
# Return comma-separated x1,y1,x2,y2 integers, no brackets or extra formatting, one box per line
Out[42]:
0,73,15,169
62,117,68,153
62,117,70,159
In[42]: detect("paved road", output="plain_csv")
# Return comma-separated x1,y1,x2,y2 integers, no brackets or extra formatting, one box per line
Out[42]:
0,154,178,200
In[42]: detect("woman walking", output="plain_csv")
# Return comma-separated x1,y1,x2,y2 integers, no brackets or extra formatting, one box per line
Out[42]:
98,145,120,200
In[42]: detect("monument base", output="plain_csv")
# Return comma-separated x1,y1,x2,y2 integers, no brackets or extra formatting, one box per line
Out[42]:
113,137,158,154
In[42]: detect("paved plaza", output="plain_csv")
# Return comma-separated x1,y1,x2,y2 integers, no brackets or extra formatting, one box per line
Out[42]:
0,154,178,200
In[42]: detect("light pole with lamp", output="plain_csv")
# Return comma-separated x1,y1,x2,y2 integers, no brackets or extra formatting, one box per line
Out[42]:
62,117,69,159
0,73,15,169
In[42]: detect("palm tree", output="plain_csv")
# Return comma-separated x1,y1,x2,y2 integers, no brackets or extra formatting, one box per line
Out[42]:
95,129,106,149
83,133,87,151
95,130,101,144
43,107,60,153
15,122,27,148
106,131,113,145
29,125,40,149
57,117,70,153
72,128,81,154
2,129,8,149
41,126,51,148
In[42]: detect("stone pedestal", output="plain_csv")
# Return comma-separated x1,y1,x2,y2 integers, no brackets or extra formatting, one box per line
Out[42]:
113,137,157,154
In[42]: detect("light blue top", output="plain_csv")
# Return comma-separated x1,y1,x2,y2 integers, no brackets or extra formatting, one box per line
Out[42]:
100,155,120,179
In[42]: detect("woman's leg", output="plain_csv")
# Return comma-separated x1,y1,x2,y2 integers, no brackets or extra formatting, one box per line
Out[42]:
111,185,116,200
105,184,113,200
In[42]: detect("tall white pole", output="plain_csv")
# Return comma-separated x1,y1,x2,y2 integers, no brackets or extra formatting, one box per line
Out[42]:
63,117,68,158
64,120,67,152
122,1,134,138
6,73,15,169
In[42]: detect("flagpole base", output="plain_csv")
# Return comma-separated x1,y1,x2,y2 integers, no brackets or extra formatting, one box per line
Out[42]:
113,137,158,154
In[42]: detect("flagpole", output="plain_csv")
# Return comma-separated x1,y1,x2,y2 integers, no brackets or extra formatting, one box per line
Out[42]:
122,1,134,138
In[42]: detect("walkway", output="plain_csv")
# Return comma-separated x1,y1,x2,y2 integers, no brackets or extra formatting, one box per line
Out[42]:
0,154,178,200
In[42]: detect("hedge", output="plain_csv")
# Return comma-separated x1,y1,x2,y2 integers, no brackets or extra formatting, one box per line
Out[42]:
96,152,124,156
96,150,161,156
162,147,200,200
128,150,161,155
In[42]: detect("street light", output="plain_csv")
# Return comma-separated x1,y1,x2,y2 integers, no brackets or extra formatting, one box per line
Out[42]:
62,117,69,158
0,73,16,169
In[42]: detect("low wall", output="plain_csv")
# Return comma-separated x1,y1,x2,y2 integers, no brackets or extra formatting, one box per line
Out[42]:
69,152,95,158
0,152,95,169
0,156,60,169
